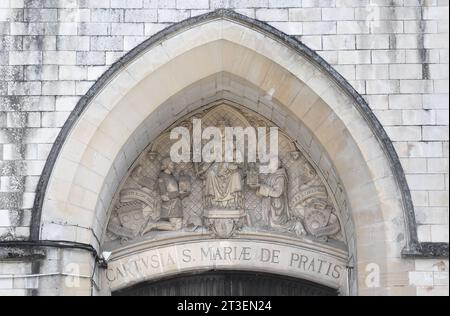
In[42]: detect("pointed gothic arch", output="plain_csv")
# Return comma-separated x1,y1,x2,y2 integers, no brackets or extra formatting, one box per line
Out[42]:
30,10,441,296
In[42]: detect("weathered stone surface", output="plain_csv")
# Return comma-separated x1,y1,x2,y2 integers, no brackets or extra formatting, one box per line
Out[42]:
0,0,448,296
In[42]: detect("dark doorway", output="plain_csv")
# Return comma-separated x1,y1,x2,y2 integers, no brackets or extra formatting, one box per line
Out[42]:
113,271,339,296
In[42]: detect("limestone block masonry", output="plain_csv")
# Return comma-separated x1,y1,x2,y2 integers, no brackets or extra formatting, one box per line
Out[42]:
0,0,448,296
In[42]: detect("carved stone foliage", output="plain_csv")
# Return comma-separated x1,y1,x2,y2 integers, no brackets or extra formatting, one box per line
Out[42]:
106,104,344,245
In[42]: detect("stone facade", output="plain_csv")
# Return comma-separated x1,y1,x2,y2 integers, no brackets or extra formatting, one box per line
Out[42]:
0,0,448,296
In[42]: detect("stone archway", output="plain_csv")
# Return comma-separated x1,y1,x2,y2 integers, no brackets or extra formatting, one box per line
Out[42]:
103,101,350,294
32,10,419,296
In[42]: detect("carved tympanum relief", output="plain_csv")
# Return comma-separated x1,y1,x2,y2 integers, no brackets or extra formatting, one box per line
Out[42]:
106,104,344,246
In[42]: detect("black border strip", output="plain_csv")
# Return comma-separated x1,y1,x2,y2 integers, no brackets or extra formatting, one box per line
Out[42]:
30,9,448,259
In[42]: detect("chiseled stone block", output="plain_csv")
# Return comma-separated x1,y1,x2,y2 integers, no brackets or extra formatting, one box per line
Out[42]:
289,8,321,21
0,210,10,227
111,0,143,9
90,36,124,51
0,278,13,289
125,9,157,22
9,51,42,65
176,0,209,9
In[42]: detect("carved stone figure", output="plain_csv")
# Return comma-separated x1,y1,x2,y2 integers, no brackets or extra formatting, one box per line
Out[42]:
141,158,190,234
257,163,306,237
197,160,246,238
105,104,344,246
201,161,243,209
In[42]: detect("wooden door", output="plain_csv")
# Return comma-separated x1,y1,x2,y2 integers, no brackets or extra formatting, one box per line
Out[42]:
113,271,338,296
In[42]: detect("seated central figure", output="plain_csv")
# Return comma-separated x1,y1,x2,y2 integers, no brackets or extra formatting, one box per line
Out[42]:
203,161,243,210
198,121,244,211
